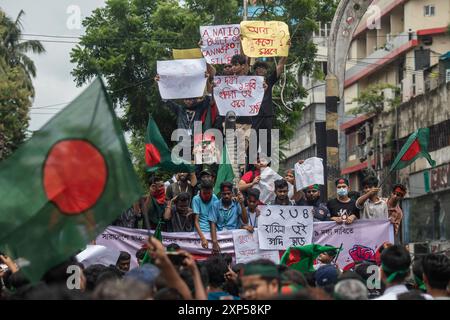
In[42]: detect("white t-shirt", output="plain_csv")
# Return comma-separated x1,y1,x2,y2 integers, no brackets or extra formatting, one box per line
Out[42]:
358,198,388,220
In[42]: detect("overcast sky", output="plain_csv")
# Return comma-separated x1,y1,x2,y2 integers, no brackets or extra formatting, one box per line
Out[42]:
1,0,106,131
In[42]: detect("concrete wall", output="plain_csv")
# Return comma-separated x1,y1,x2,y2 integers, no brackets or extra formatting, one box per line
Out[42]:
390,5,405,35
404,0,450,31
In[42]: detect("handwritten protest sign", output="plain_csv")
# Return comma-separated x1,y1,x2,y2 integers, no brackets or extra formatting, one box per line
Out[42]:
200,24,241,64
232,229,280,264
313,220,394,270
173,48,203,59
240,21,290,58
294,157,324,190
213,76,264,116
157,58,207,99
258,205,313,250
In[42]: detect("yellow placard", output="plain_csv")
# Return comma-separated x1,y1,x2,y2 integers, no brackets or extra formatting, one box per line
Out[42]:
172,48,203,60
240,21,290,58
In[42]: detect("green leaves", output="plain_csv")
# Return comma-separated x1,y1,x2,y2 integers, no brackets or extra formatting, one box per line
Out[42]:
0,9,43,161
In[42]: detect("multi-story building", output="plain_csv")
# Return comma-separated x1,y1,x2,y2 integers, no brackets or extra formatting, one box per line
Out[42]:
340,0,450,243
341,0,450,190
281,23,332,171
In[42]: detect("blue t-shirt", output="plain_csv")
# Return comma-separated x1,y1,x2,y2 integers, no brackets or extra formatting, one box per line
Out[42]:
192,194,218,232
209,199,242,231
208,291,240,300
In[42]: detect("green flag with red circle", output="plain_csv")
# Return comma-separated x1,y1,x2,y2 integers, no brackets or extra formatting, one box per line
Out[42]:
0,78,142,282
390,128,436,171
145,116,195,173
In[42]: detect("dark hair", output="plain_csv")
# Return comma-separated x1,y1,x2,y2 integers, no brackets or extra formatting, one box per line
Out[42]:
204,255,228,289
175,192,190,203
253,61,269,70
274,179,288,190
135,248,147,260
397,290,427,300
41,256,83,285
380,245,411,283
200,179,214,190
421,253,450,290
167,243,181,252
148,175,163,186
117,251,131,263
220,181,233,192
282,269,308,287
412,257,424,282
392,183,407,193
84,264,110,291
362,175,379,188
154,287,184,300
247,188,261,199
231,54,247,65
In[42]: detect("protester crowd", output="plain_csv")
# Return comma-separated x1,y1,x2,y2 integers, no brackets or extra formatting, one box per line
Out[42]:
1,53,449,301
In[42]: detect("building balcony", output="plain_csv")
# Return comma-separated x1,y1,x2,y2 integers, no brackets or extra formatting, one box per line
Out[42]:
345,31,418,88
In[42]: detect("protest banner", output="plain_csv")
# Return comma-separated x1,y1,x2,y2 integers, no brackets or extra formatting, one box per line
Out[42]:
200,24,241,64
240,21,290,58
173,48,203,59
96,226,234,269
294,157,324,190
213,75,265,116
232,229,279,264
258,205,314,250
313,220,394,270
157,58,207,99
95,221,392,270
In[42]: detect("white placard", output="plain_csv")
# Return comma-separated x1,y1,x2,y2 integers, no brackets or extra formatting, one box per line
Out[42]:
254,166,282,204
294,157,324,190
76,245,121,268
232,229,280,264
200,24,241,64
157,59,207,99
258,205,314,250
213,76,265,116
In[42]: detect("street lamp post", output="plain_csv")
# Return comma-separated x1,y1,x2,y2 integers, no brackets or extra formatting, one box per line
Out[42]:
325,0,375,198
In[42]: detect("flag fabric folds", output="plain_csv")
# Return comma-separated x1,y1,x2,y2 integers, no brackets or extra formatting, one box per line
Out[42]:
0,78,142,282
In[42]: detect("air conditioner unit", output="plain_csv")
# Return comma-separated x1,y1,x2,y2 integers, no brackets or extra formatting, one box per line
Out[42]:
446,69,450,83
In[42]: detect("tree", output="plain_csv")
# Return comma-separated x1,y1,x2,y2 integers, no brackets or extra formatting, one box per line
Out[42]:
350,83,401,115
0,9,45,94
70,0,336,179
0,9,44,160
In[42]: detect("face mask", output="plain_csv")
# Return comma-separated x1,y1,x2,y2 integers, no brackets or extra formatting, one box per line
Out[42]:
337,188,348,197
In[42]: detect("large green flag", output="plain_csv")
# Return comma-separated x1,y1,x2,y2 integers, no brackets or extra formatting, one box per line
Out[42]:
0,78,142,282
214,144,235,195
280,244,340,273
390,128,436,171
145,116,195,173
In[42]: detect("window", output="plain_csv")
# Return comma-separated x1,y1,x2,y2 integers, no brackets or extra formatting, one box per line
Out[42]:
424,5,435,16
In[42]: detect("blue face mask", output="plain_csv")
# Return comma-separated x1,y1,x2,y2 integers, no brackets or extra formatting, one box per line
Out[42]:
337,188,348,197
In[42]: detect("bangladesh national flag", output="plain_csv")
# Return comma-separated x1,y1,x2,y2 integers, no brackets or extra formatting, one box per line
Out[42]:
390,128,436,171
0,78,143,282
213,144,235,195
145,116,195,173
280,244,340,273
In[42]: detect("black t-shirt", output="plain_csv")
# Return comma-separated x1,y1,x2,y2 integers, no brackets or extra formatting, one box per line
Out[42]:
258,70,279,117
327,198,360,219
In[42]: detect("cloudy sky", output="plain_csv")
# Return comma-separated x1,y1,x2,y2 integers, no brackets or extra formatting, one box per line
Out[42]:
2,0,106,131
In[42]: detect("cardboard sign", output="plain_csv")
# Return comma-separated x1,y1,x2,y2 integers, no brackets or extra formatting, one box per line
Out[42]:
240,20,290,57
200,24,241,64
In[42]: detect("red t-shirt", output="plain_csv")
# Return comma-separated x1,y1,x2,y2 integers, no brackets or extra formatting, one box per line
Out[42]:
241,169,261,184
